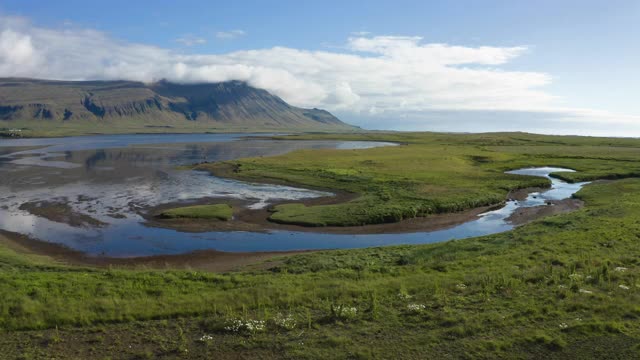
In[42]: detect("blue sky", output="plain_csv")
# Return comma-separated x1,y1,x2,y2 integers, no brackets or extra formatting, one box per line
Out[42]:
0,0,639,135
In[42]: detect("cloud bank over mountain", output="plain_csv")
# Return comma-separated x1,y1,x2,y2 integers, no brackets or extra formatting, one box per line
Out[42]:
0,15,637,135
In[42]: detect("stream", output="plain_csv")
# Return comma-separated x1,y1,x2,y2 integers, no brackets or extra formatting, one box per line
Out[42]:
0,134,589,256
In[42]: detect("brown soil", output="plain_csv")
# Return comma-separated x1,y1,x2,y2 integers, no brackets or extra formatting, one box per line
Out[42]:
507,187,548,201
149,162,508,235
144,176,584,235
144,192,499,235
506,198,585,225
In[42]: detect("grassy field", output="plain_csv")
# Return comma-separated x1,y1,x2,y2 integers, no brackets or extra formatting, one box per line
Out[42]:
2,178,640,358
0,120,358,138
158,204,233,221
3,132,640,359
196,132,640,227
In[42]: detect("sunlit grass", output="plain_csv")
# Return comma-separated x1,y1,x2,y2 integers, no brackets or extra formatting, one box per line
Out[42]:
4,132,640,358
196,132,640,226
158,204,233,221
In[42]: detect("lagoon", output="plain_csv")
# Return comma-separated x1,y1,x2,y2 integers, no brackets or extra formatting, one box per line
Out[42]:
0,134,587,256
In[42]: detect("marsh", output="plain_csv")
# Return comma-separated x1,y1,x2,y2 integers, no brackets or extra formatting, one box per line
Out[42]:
0,134,585,256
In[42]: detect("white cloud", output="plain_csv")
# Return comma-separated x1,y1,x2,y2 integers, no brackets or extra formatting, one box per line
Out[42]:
174,35,207,46
348,36,528,65
0,29,40,75
215,29,246,40
0,15,637,135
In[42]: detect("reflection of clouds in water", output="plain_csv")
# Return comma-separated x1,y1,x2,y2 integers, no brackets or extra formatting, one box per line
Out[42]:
0,135,401,254
0,166,589,257
0,208,103,246
9,155,81,169
0,211,36,233
506,167,589,205
0,170,331,224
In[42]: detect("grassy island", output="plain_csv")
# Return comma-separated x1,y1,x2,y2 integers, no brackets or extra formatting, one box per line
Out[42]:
4,132,640,358
158,204,233,221
195,132,640,227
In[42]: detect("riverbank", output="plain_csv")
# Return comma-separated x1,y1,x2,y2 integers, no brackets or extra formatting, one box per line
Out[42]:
0,230,303,272
193,133,615,228
2,178,640,359
6,132,640,359
144,183,584,235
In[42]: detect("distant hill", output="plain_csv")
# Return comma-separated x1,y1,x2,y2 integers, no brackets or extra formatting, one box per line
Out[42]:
0,78,358,137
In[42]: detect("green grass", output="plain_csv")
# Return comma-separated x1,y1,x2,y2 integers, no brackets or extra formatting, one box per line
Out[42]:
4,131,640,358
196,132,640,227
0,120,358,138
158,204,233,221
2,178,640,358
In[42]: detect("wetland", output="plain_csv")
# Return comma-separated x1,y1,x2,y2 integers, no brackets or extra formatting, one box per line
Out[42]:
3,131,640,359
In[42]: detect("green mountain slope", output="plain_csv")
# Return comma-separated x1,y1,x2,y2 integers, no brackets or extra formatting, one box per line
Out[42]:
0,78,357,136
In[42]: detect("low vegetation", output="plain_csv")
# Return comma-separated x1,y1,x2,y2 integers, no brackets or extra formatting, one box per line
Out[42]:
2,178,640,358
3,132,640,358
196,132,640,227
158,204,233,221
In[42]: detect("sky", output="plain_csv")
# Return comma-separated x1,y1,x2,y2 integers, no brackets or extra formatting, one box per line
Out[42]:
0,0,638,136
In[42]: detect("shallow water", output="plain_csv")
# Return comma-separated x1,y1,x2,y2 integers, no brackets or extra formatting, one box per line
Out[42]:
0,135,588,257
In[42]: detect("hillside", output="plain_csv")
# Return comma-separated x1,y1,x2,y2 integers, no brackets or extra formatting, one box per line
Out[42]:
0,78,357,136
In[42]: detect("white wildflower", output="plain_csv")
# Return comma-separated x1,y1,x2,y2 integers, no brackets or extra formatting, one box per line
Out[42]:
614,267,628,272
397,292,413,300
407,303,426,312
223,318,265,333
575,317,582,321
559,323,568,329
198,334,214,342
456,283,467,289
273,313,296,330
223,319,243,332
244,320,265,332
569,273,583,281
619,284,630,290
343,307,357,317
331,305,358,320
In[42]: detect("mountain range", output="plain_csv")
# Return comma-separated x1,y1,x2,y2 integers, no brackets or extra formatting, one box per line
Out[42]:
0,78,356,136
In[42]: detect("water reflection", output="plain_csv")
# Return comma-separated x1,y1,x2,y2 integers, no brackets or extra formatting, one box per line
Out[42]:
0,136,589,257
0,133,401,255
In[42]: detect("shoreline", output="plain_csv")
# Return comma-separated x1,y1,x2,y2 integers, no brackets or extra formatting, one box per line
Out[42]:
3,148,588,268
0,229,305,272
143,195,501,235
151,163,569,235
2,190,585,271
143,186,584,236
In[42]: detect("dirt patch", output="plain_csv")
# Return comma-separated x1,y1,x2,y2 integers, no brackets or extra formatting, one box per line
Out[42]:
19,200,107,228
508,186,548,201
506,198,585,225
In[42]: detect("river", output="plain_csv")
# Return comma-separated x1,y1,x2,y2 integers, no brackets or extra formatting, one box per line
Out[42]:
0,134,588,256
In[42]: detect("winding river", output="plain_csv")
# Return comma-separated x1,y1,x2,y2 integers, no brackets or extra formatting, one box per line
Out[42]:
0,134,589,257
